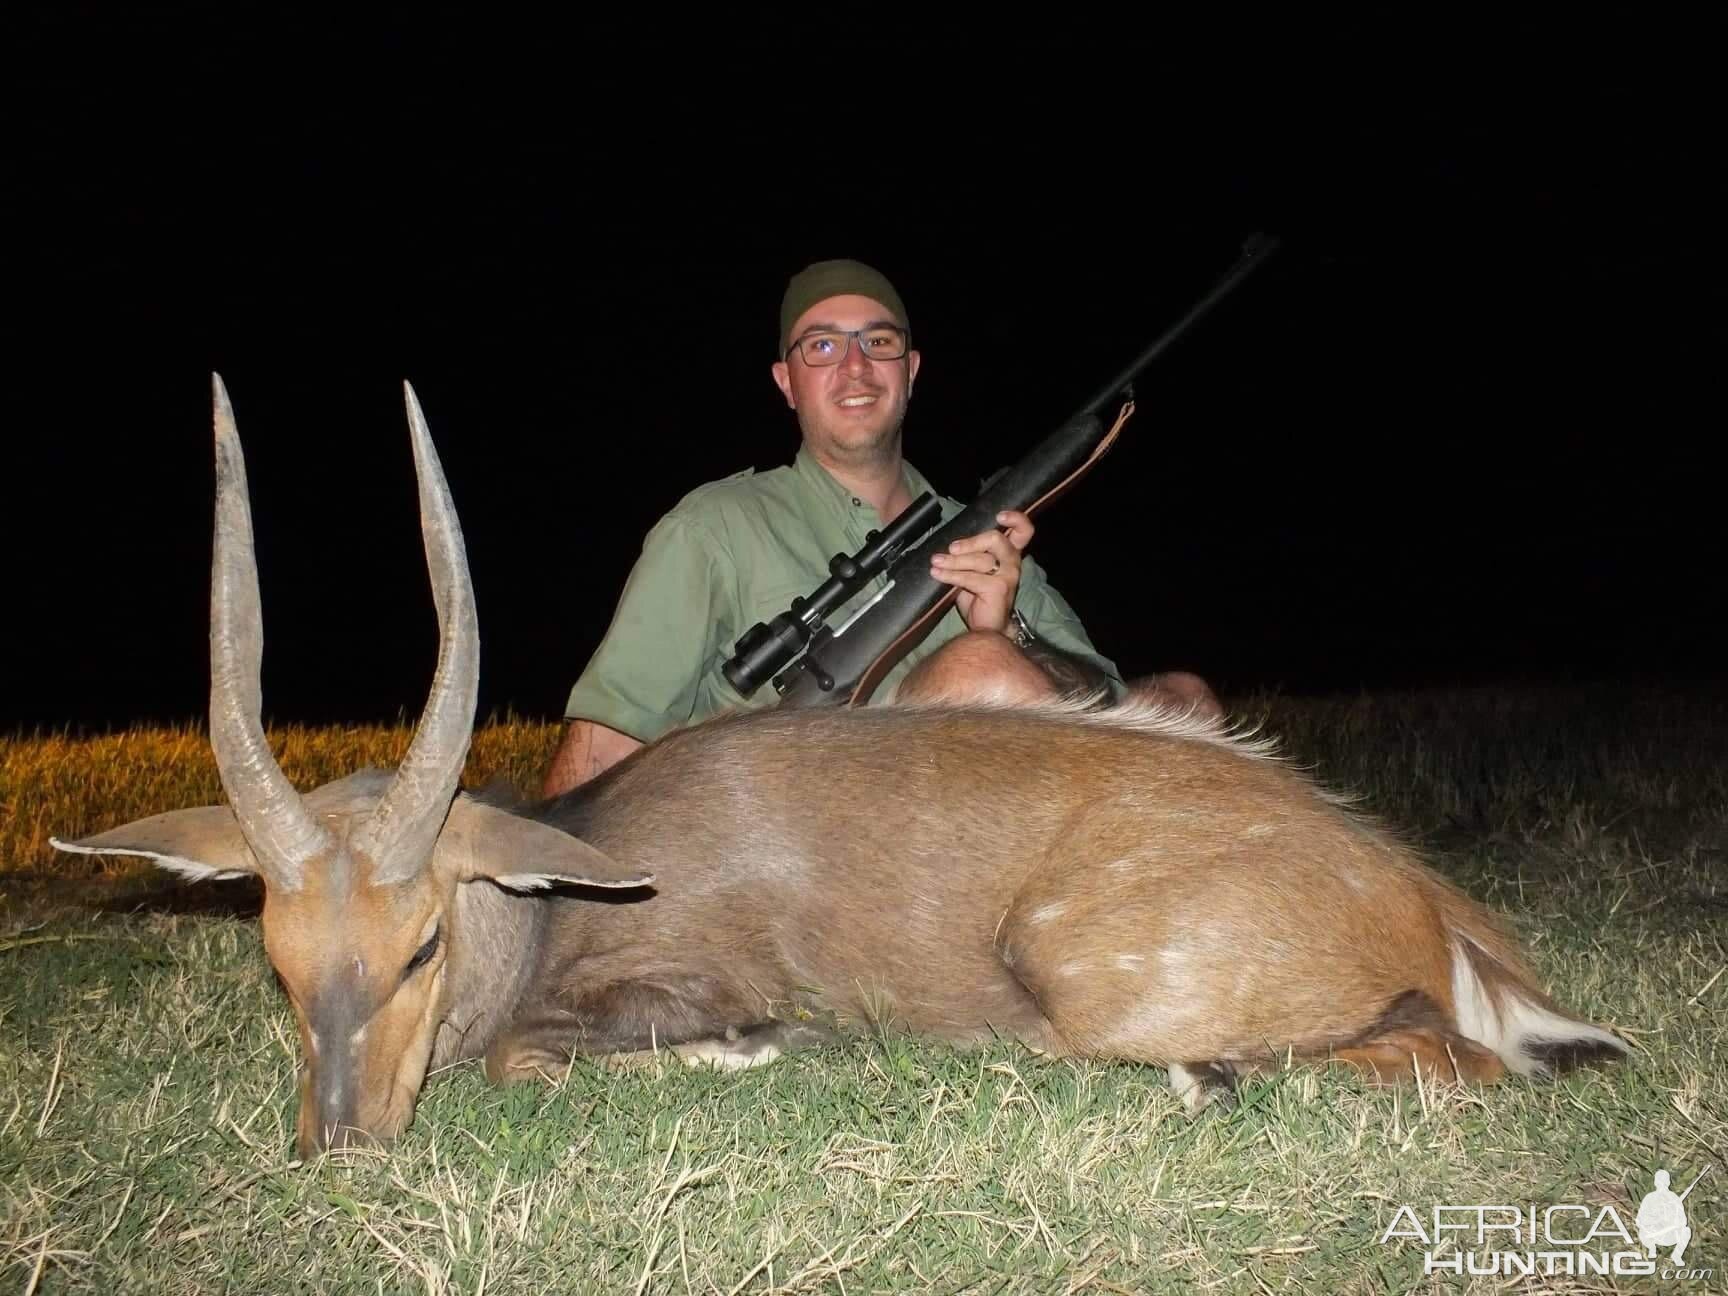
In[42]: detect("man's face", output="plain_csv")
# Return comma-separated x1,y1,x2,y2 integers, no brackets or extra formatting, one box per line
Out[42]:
771,293,922,466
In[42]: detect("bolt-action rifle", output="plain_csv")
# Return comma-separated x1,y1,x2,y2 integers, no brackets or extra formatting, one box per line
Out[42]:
721,232,1282,710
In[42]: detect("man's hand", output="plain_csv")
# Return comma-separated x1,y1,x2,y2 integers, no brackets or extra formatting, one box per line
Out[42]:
929,509,1034,635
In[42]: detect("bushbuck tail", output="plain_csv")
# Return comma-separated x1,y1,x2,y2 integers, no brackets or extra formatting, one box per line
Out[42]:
55,377,1628,1158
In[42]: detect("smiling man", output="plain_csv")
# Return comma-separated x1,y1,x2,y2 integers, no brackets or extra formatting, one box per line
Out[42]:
540,258,1209,797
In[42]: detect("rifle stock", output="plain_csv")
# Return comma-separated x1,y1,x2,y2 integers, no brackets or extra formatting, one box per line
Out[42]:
755,232,1282,710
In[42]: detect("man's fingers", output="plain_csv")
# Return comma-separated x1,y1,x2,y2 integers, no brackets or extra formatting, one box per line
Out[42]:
929,567,1011,634
932,551,1016,578
943,532,993,557
930,537,1022,631
931,566,986,594
934,521,1025,599
996,510,1035,550
945,523,1024,567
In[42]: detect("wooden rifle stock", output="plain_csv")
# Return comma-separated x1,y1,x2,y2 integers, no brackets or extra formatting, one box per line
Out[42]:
769,232,1282,710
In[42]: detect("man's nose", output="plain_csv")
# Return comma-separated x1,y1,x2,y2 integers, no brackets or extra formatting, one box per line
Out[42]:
837,334,871,375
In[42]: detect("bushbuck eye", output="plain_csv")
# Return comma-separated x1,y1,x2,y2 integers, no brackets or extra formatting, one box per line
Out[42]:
404,927,439,978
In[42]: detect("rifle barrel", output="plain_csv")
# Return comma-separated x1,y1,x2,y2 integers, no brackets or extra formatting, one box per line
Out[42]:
1677,1166,1711,1202
1077,232,1280,417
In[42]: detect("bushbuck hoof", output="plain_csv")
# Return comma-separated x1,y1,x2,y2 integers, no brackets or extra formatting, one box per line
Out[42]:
483,1037,574,1086
1167,1060,1239,1113
674,1020,839,1071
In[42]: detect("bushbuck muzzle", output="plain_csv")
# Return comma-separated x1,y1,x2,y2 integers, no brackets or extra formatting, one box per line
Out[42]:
56,377,1629,1159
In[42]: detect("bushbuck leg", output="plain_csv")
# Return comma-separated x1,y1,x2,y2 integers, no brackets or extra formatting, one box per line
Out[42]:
484,973,772,1082
988,798,1555,1110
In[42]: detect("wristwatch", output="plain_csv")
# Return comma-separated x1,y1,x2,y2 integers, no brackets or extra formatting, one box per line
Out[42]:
1008,609,1037,649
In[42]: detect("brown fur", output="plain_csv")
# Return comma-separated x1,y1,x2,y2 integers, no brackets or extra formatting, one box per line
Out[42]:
1330,1033,1509,1085
475,698,1625,1105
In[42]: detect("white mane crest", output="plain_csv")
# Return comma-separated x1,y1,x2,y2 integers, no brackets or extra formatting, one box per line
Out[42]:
890,690,1286,762
1059,693,1285,760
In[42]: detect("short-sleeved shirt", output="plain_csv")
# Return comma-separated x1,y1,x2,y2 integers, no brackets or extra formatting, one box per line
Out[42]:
564,445,1122,742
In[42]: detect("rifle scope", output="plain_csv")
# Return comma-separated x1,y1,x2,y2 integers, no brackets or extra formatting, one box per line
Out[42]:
721,490,945,696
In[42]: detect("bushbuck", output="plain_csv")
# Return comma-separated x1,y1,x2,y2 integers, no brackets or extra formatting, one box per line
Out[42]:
55,376,1628,1159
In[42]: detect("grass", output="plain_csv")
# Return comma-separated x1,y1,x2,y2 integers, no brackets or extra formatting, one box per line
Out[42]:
2,686,1724,1292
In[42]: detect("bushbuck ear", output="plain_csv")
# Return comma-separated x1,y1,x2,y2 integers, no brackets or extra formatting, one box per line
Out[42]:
50,807,260,883
436,795,654,893
48,770,399,885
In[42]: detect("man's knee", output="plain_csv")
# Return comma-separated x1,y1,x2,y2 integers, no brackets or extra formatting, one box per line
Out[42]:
894,630,1055,707
1124,669,1225,720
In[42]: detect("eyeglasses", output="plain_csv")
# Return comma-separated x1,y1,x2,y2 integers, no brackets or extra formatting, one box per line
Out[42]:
785,325,910,366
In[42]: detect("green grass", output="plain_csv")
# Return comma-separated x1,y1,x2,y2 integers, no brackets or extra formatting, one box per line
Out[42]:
2,687,1724,1292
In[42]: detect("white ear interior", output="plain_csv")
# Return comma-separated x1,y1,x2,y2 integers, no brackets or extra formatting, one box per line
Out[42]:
49,837,253,883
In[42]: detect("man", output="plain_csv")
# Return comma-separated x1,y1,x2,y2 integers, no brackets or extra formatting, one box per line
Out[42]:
541,258,1219,797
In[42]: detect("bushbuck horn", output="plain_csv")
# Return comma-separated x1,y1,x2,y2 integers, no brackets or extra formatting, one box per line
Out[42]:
54,378,1629,1160
350,381,480,885
208,373,332,889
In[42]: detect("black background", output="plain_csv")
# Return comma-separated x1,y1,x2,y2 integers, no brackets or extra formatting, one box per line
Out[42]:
11,11,1722,732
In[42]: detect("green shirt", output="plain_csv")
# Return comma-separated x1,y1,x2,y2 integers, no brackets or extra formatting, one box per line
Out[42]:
564,445,1122,742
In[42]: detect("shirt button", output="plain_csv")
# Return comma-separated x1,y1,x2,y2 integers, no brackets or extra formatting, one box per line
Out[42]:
851,497,862,506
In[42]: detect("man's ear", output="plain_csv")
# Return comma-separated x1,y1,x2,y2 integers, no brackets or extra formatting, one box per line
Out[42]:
51,806,260,883
770,360,795,408
435,794,654,893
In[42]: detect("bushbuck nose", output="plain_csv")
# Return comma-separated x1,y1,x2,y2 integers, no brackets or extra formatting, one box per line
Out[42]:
298,1030,379,1157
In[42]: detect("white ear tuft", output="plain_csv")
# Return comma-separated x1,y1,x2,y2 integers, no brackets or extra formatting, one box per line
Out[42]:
489,871,654,894
439,795,655,891
49,837,253,883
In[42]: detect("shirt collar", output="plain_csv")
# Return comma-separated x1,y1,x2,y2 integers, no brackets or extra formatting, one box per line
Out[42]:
793,443,946,523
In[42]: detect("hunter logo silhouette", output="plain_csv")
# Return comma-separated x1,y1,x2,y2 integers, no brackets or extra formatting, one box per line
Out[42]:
1638,1167,1709,1266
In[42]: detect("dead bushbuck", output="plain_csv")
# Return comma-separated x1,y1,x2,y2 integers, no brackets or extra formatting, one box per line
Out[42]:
55,377,1628,1158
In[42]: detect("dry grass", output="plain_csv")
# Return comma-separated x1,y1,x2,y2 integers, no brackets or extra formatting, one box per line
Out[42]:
2,686,1724,1292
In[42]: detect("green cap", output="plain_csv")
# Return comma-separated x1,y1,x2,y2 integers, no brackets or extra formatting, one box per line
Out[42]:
778,258,910,355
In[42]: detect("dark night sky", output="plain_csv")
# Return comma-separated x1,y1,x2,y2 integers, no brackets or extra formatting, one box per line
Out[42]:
10,12,1723,733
